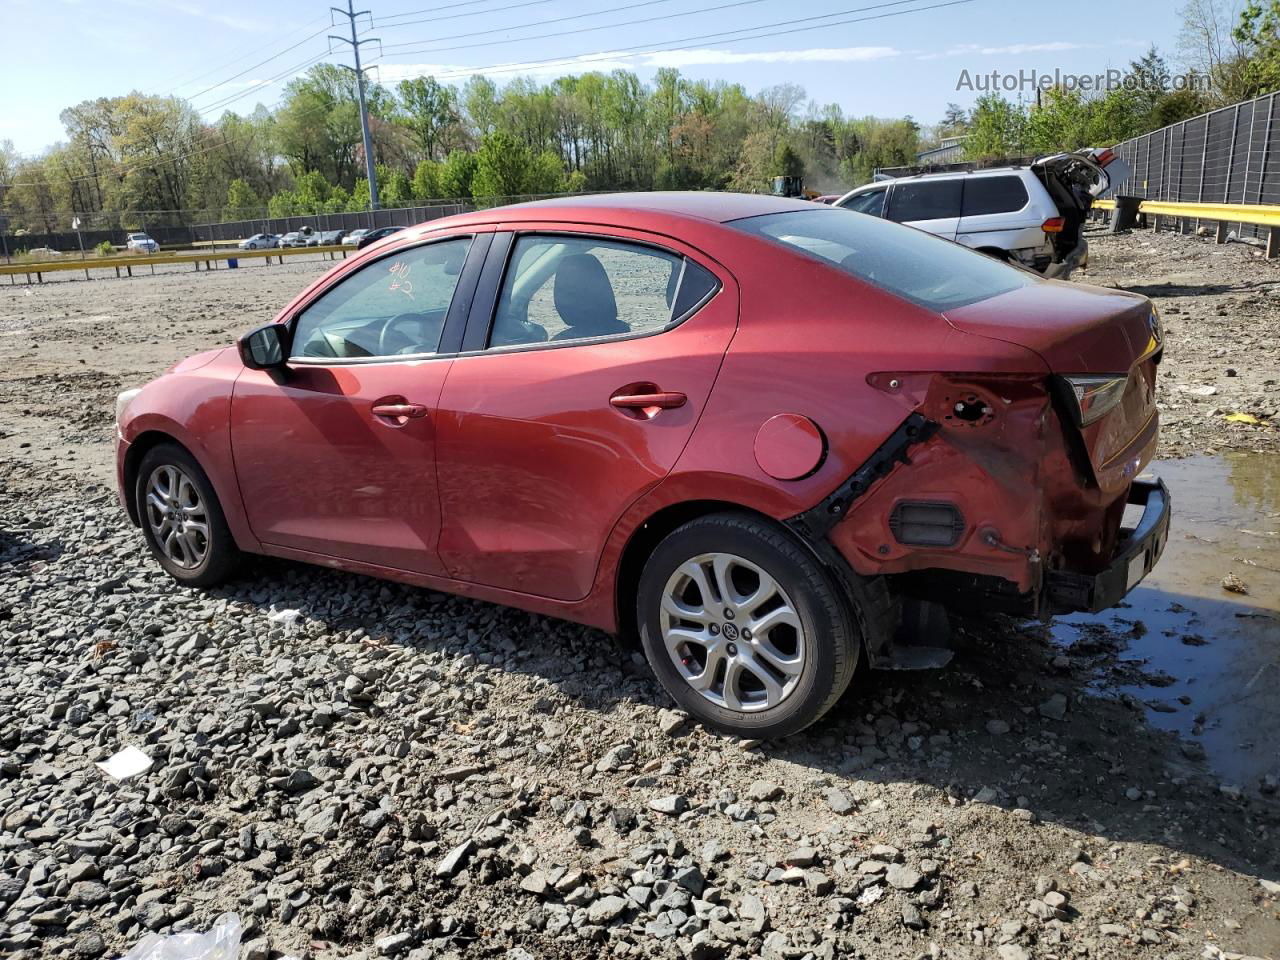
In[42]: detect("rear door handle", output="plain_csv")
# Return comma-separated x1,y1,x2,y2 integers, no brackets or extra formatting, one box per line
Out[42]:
371,402,428,420
610,391,687,410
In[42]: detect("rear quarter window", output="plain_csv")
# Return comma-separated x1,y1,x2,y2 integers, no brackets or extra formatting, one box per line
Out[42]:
961,176,1030,216
887,180,962,222
728,209,1032,312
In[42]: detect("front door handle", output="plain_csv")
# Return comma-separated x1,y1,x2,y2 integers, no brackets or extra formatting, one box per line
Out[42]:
371,402,428,420
610,391,687,411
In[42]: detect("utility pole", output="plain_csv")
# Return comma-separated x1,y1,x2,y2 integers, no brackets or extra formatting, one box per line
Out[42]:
330,0,381,210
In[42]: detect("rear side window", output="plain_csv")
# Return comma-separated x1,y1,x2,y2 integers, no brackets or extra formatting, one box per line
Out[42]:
488,235,719,349
839,188,887,217
728,209,1032,312
962,176,1030,215
887,180,962,222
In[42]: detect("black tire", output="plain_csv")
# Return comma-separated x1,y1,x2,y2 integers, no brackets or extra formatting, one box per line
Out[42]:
636,512,862,739
134,443,241,587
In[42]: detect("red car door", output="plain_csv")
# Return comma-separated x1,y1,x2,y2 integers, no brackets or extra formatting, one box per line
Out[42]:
230,233,485,574
435,227,738,601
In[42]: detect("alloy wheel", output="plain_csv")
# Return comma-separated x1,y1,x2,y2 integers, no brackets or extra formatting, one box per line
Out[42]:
659,552,806,712
144,464,210,569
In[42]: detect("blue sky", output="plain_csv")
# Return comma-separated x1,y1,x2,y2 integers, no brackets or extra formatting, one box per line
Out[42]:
6,0,1187,156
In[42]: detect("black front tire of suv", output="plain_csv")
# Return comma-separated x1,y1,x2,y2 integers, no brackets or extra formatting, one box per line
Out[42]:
637,512,863,739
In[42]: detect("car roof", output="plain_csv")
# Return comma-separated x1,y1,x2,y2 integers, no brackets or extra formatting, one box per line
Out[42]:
851,167,1034,191
435,191,818,229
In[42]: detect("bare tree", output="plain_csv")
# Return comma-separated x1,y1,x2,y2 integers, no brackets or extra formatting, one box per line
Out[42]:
1177,0,1250,99
757,83,807,145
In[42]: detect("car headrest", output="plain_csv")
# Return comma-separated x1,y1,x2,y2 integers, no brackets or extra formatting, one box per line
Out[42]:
553,253,620,336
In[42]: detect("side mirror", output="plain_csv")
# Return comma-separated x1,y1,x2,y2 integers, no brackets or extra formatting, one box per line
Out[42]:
238,323,290,370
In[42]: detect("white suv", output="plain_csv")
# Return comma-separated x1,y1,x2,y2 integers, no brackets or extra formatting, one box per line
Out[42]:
834,149,1129,280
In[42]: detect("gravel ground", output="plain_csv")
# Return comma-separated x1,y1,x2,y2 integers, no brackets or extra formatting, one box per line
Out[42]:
1,232,1278,960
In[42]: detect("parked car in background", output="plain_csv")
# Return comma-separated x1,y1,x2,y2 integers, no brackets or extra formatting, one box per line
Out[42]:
279,232,307,248
114,192,1167,740
834,148,1130,279
318,229,346,246
126,233,159,254
355,225,406,250
343,229,370,246
239,233,279,250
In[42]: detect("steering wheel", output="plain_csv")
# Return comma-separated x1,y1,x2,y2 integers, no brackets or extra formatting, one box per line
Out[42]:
377,312,431,355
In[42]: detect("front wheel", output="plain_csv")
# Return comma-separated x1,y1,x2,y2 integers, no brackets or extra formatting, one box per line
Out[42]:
135,443,241,587
636,513,862,738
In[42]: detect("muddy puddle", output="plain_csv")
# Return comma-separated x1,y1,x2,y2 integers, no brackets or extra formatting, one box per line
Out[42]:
1052,453,1280,790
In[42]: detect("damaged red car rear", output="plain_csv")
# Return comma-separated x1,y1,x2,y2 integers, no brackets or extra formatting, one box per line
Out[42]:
115,193,1168,739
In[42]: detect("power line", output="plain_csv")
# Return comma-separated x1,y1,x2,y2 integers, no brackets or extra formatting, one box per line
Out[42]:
195,50,332,116
185,27,333,105
163,16,330,95
380,0,746,52
375,0,550,25
382,0,970,66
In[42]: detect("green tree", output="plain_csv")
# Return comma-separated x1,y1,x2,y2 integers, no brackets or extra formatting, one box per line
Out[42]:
773,142,805,178
526,149,567,194
347,178,371,212
293,171,332,213
472,132,532,201
1152,86,1213,125
1024,88,1090,152
940,103,969,135
267,191,300,218
225,178,261,219
379,164,412,208
462,75,499,137
412,159,442,202
439,149,477,198
397,76,460,161
841,117,919,184
324,186,351,213
964,94,1026,160
1235,1,1280,96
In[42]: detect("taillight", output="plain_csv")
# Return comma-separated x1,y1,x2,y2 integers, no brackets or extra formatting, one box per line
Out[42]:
1057,375,1128,427
1042,217,1065,233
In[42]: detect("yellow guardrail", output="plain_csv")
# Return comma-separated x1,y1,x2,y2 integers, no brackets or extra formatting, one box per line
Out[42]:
1,243,350,281
1091,196,1280,255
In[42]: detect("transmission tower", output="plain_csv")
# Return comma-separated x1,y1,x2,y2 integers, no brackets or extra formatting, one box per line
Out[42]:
330,1,381,210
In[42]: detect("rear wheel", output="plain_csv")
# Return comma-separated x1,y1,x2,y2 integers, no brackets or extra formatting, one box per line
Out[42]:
135,443,241,587
637,513,862,738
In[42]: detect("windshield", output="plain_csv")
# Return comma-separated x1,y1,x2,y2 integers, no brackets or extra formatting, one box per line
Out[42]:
727,208,1033,311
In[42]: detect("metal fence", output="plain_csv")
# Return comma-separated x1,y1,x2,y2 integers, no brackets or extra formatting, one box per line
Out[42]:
1107,91,1280,239
0,192,581,261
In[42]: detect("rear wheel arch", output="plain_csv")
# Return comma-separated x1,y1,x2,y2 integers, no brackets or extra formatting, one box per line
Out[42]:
633,509,867,736
614,499,878,648
975,246,1011,261
615,501,753,644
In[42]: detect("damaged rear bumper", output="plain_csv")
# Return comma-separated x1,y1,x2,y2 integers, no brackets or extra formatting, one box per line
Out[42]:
1042,237,1088,280
1043,477,1170,614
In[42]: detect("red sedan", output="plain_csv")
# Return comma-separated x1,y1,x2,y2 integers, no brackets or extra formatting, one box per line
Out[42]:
115,192,1169,738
